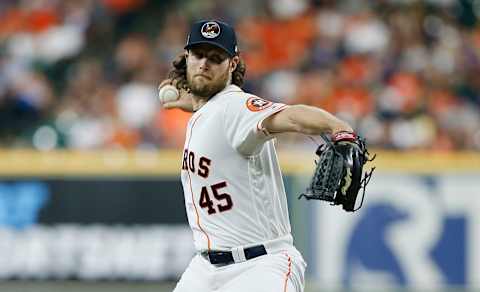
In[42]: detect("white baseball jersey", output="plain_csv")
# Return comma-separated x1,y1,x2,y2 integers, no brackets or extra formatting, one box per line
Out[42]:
180,84,292,251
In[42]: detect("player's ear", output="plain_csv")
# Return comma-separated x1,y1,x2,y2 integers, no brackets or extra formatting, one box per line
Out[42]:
229,56,239,73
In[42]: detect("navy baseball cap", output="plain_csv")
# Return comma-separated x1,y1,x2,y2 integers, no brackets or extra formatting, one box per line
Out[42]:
185,20,238,57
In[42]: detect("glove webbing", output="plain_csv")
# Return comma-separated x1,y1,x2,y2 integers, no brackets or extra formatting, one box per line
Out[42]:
299,134,376,212
299,136,344,202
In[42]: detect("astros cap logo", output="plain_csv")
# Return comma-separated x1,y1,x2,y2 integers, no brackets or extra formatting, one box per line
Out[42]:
201,21,221,39
246,97,273,112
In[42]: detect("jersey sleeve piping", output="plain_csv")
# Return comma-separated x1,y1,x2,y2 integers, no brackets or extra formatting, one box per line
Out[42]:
255,104,289,137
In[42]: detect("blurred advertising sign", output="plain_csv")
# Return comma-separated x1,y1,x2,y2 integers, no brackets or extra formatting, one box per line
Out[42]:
314,174,480,289
0,179,194,280
0,224,193,280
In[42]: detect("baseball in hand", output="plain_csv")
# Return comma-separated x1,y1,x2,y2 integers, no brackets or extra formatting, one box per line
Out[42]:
158,85,179,104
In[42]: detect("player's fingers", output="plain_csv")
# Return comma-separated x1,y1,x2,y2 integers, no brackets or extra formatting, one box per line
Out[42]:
158,79,173,90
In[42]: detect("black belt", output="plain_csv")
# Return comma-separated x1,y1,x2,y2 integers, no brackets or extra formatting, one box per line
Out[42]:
201,244,267,265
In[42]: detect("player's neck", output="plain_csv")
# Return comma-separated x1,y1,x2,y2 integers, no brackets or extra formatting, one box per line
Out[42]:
192,97,208,112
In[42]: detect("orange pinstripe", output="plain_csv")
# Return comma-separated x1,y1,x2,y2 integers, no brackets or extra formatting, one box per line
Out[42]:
283,253,292,292
185,114,212,251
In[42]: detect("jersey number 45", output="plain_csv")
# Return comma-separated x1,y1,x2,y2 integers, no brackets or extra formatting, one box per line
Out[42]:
199,181,233,215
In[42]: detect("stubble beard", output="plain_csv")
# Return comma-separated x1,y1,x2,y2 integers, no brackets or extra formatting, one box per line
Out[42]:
187,69,230,99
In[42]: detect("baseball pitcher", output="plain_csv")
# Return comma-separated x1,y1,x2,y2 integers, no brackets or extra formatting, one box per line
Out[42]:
159,20,372,292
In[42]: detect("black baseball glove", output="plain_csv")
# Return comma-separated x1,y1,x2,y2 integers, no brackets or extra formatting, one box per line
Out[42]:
299,132,376,212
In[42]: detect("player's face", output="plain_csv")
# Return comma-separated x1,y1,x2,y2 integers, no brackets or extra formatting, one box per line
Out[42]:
186,44,238,98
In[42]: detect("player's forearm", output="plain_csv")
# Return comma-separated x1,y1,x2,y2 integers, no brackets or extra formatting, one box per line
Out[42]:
265,104,353,135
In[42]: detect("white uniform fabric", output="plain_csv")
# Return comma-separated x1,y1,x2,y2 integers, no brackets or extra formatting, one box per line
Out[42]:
175,84,306,292
174,244,306,292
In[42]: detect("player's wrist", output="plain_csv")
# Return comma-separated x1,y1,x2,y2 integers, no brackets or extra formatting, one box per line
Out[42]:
331,131,357,142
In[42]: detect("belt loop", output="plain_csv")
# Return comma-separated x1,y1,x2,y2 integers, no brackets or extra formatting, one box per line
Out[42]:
231,246,246,263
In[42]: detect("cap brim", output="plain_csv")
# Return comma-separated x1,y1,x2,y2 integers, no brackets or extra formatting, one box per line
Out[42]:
184,41,235,57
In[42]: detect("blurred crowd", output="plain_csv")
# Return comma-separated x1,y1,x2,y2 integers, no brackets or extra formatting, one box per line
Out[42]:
0,0,479,151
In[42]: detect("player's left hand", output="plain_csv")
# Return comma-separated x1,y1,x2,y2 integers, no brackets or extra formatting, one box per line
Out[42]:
158,79,195,112
299,131,376,212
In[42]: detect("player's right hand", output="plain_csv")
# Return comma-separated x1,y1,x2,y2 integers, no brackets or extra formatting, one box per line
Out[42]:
158,79,195,112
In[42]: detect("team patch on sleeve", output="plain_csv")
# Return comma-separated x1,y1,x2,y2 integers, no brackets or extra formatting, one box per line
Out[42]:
246,97,273,112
